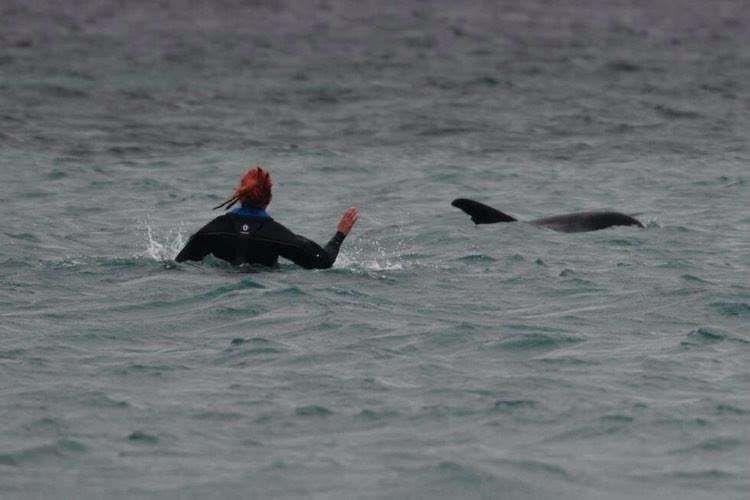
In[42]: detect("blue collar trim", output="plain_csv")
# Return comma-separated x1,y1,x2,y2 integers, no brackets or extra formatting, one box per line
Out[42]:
231,207,270,218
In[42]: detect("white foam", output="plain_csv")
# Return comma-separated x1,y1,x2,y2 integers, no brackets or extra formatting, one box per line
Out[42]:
336,252,404,271
334,239,405,272
142,219,186,261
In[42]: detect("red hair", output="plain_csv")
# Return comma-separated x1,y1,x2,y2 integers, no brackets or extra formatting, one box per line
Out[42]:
214,166,273,210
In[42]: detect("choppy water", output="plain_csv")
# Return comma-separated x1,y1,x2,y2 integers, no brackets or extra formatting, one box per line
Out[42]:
1,1,749,498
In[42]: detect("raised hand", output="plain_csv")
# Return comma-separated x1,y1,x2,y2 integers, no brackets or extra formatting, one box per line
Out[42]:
337,206,359,235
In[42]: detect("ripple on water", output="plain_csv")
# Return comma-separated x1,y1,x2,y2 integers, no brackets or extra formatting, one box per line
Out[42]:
681,274,710,284
535,354,594,366
654,104,703,120
434,461,496,485
656,416,711,430
127,431,159,444
599,414,635,424
657,259,694,270
492,399,537,412
191,410,246,422
227,336,285,353
681,328,749,348
495,333,585,352
391,460,541,499
0,348,27,361
84,391,130,409
210,304,263,319
4,232,40,243
497,458,573,482
205,278,267,299
551,413,637,442
294,405,332,417
715,404,748,416
105,363,189,377
413,405,477,420
604,59,641,73
670,436,742,454
632,468,737,489
217,337,287,365
554,277,605,296
711,301,750,318
426,323,477,348
0,439,87,466
355,408,399,422
505,254,525,263
454,253,496,263
262,285,305,298
683,328,726,345
23,417,64,434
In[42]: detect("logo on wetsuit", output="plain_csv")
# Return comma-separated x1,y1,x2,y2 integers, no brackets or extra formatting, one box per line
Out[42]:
241,224,250,234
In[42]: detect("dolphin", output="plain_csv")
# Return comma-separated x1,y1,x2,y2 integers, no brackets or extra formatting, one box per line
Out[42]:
451,198,644,233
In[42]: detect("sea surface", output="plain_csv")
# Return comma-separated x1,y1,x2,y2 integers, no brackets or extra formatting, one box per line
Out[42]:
1,1,748,498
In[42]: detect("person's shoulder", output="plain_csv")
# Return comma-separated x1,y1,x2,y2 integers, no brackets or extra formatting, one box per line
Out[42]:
257,217,298,239
262,217,291,232
197,213,235,233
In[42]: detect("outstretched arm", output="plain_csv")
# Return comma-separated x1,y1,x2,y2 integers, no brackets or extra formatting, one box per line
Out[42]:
279,207,359,269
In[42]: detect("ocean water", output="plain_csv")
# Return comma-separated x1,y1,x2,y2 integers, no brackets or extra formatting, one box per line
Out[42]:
1,1,748,498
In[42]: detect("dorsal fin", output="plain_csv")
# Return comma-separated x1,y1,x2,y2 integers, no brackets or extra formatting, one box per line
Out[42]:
451,199,517,225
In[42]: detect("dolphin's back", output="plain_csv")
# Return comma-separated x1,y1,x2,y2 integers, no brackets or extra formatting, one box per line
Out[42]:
533,211,644,233
451,198,644,232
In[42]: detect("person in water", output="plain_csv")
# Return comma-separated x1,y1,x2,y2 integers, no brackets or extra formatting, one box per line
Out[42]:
175,166,359,269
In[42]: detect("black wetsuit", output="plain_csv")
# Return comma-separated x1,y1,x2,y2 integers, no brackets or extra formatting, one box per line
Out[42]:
175,210,346,269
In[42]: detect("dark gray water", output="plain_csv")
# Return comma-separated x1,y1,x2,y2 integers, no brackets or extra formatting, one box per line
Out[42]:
1,1,749,498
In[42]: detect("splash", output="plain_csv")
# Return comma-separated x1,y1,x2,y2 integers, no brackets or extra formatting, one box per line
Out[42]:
335,250,404,271
334,236,405,272
142,219,186,261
